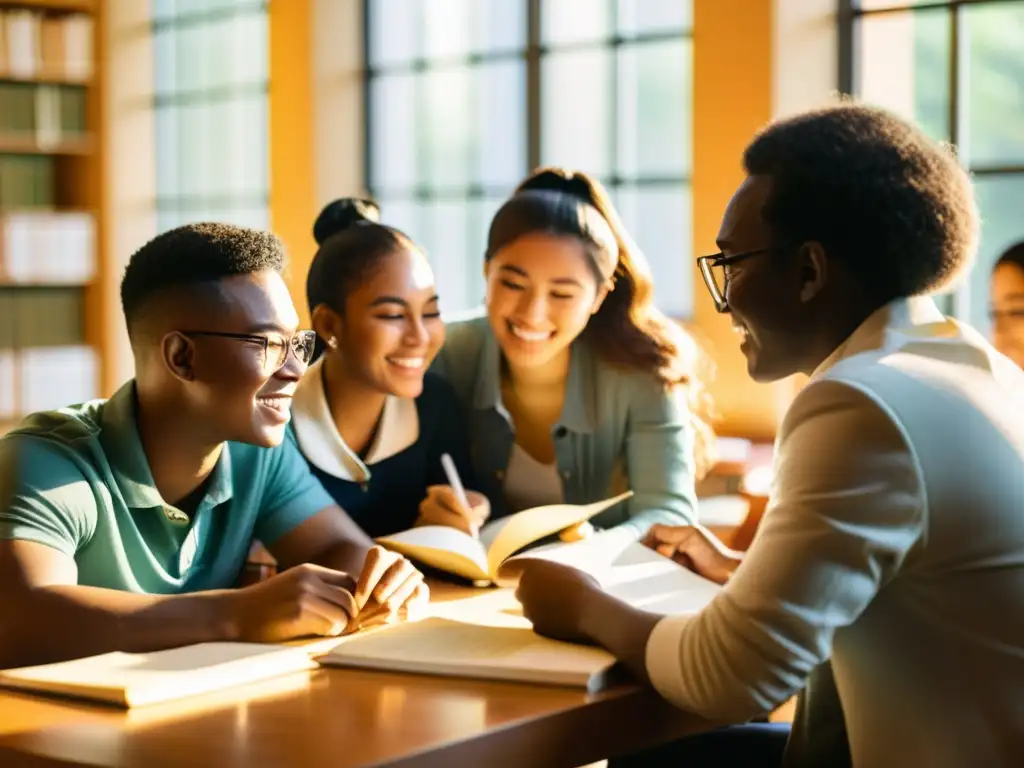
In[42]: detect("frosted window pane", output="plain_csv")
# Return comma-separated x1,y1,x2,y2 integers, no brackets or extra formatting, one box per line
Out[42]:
424,200,471,312
615,184,692,317
474,0,526,54
617,0,692,36
239,93,268,194
368,0,421,67
964,3,1024,166
424,0,474,60
176,103,209,197
855,9,950,143
420,68,473,187
155,106,179,198
541,48,613,176
542,0,612,45
376,198,423,246
154,27,176,95
474,60,527,187
617,39,691,179
175,23,206,93
370,74,418,191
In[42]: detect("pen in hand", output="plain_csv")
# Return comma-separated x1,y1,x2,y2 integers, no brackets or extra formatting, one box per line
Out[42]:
440,452,478,537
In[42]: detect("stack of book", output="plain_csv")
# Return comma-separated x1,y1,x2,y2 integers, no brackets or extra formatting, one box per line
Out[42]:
0,9,93,82
0,6,97,430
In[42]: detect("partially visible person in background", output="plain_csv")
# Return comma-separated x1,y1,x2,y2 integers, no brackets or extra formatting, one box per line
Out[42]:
428,166,713,538
990,241,1024,369
293,199,484,538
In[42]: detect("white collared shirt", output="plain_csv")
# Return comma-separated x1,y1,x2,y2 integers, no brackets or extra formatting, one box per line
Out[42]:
290,358,419,482
645,297,1024,767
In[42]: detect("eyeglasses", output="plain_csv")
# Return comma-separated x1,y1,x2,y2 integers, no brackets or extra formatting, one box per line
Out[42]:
181,329,317,373
696,247,774,313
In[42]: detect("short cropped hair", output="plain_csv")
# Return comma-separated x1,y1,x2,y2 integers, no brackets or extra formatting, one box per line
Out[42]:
120,222,286,335
743,102,978,304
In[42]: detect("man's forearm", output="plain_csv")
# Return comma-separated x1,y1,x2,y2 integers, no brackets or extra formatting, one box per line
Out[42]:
0,585,237,668
580,588,663,685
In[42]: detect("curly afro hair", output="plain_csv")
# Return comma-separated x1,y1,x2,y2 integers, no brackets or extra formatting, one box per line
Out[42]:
743,101,979,304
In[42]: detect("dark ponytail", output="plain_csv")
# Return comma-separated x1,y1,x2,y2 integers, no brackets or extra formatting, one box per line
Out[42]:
307,197,414,362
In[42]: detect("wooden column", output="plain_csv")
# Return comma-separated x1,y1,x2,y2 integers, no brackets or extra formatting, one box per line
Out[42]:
268,0,316,325
692,0,778,440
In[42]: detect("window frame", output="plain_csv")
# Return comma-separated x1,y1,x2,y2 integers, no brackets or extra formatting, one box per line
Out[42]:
361,0,694,317
150,0,271,232
837,0,1024,322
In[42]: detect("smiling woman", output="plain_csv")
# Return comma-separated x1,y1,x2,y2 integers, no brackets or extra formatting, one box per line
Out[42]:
432,167,710,538
288,198,481,538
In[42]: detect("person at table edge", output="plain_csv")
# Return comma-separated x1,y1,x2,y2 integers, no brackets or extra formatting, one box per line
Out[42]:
517,104,1024,767
0,224,427,668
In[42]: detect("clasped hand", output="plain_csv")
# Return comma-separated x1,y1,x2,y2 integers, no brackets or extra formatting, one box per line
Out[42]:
230,545,429,643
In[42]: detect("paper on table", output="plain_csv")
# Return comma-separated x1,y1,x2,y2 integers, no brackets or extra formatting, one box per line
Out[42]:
0,643,318,708
498,529,722,616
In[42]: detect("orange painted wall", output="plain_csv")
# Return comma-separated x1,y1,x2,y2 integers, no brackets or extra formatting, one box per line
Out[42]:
268,0,316,326
691,0,784,440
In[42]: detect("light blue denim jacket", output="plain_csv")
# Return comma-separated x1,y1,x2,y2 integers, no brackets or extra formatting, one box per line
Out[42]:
431,313,699,538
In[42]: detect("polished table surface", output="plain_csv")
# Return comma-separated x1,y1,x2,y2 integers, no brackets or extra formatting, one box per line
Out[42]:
0,583,711,768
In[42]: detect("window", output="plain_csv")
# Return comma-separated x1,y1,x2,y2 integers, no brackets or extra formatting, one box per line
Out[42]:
151,0,270,233
365,0,693,315
839,0,1024,332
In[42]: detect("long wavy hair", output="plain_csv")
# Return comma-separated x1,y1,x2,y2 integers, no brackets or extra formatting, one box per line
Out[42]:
487,167,716,477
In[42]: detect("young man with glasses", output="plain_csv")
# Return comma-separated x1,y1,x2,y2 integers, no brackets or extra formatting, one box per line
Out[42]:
515,104,1024,767
0,223,427,668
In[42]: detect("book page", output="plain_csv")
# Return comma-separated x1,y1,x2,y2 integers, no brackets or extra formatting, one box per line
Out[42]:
483,491,634,577
497,529,722,616
376,526,491,582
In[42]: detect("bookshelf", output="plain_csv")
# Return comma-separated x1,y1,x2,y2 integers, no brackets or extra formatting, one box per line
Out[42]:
0,0,100,433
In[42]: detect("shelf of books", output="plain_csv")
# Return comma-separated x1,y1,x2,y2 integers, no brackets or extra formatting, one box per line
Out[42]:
0,0,99,434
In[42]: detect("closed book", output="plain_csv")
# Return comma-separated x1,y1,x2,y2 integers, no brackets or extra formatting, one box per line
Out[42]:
0,643,318,708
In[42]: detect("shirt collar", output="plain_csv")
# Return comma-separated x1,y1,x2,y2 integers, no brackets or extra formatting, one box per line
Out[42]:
811,295,950,380
471,326,598,434
291,358,420,481
98,381,234,510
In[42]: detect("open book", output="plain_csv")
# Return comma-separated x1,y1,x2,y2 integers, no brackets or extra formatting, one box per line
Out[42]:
318,531,722,691
376,490,634,584
0,643,317,708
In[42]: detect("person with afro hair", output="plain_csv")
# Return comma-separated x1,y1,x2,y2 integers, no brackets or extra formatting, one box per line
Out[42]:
517,102,1024,768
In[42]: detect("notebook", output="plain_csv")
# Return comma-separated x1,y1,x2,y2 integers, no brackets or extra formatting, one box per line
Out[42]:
0,642,318,708
376,491,633,584
318,532,722,691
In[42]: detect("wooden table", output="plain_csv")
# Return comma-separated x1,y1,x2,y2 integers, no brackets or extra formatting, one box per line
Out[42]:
0,584,711,767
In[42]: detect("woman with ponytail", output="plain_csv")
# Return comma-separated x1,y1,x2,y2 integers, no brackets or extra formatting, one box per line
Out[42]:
428,167,712,537
289,198,484,537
